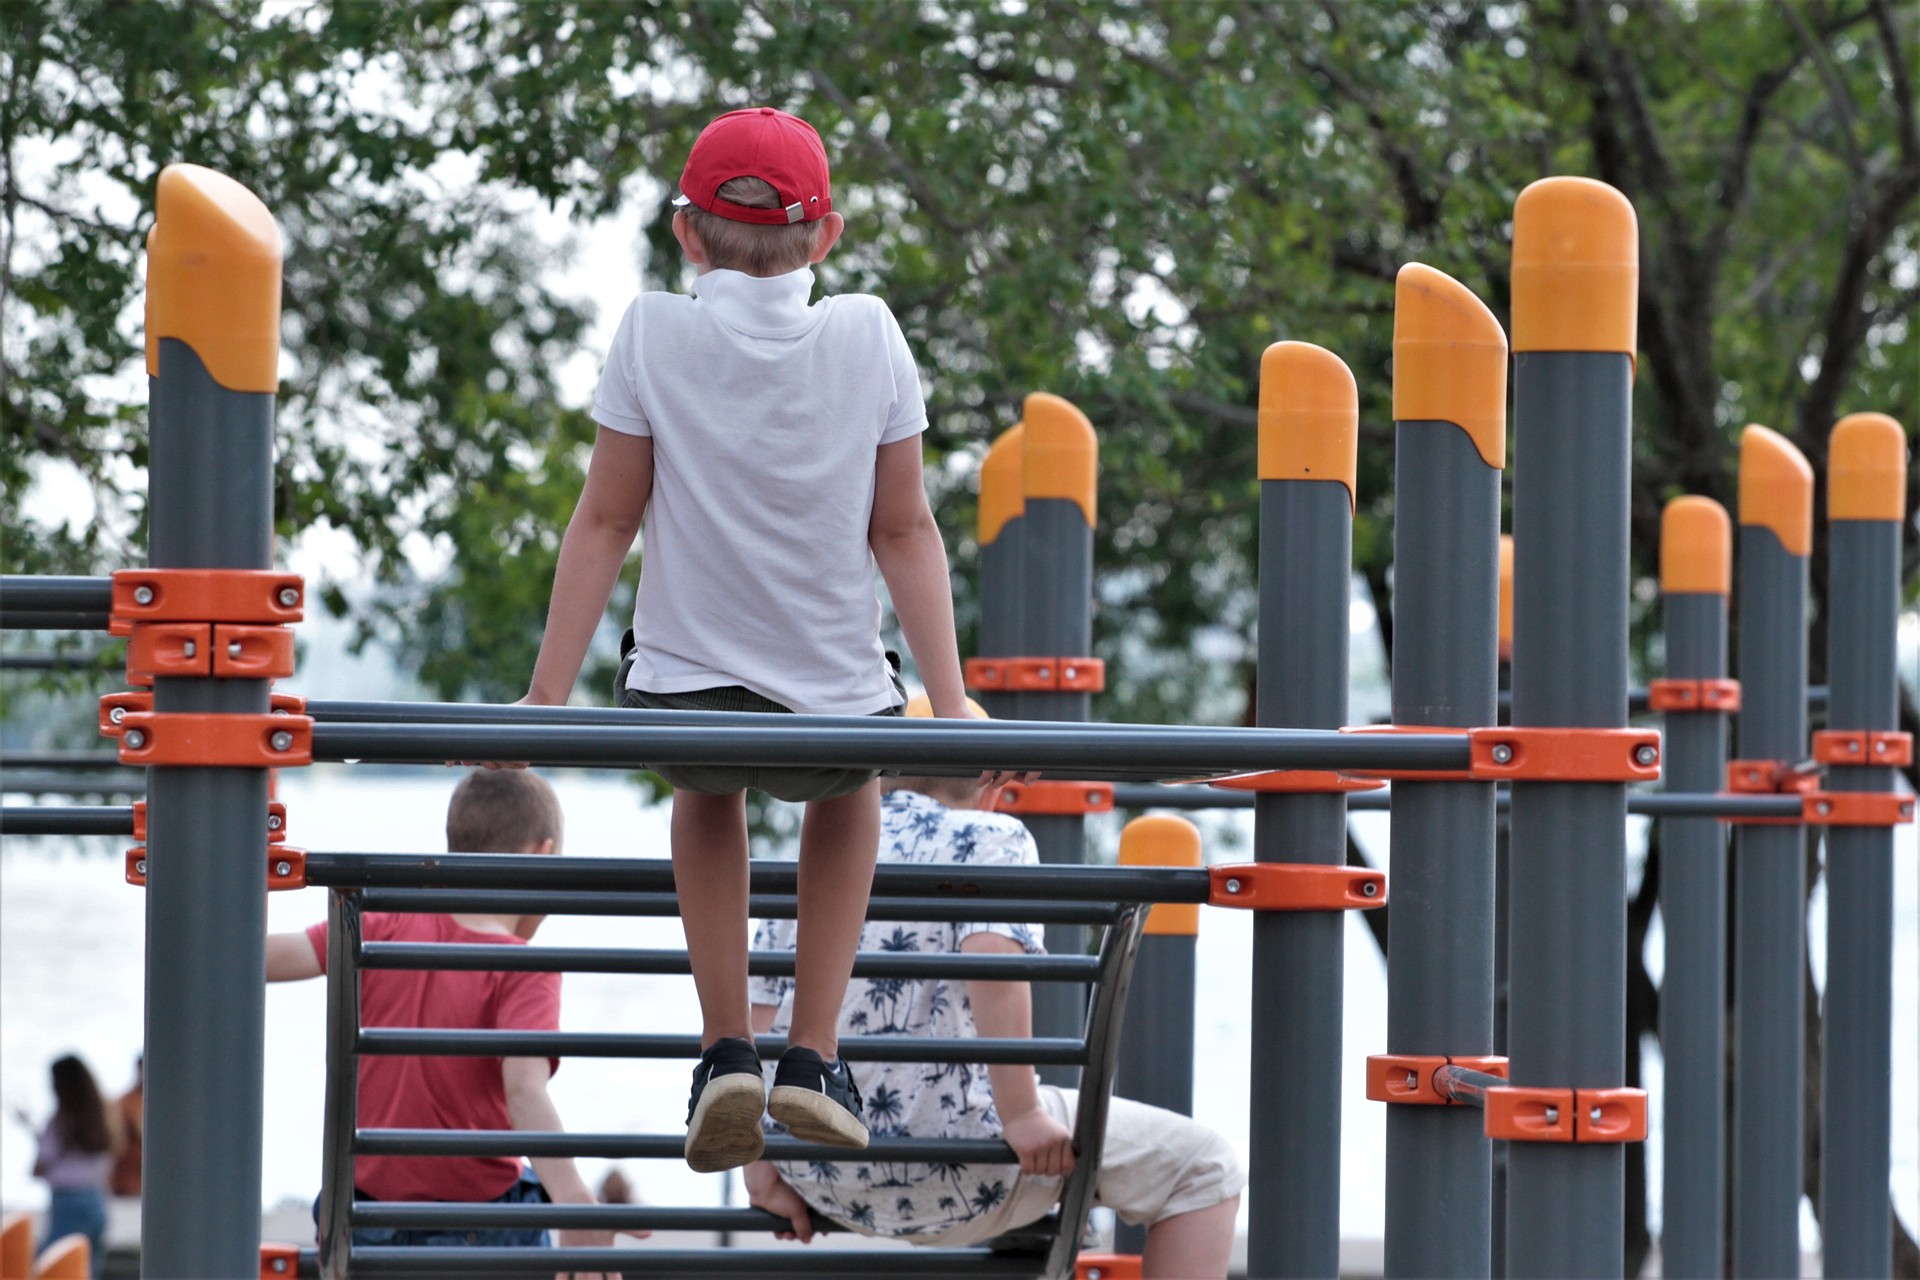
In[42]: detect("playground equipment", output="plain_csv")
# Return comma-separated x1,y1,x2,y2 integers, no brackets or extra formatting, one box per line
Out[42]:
0,160,1911,1280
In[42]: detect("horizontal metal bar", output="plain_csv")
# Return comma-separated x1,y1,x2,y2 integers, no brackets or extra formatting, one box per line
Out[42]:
0,575,114,611
310,719,1470,774
1109,783,1806,821
1433,1065,1511,1108
0,612,113,632
357,1028,1087,1066
0,773,145,798
0,805,137,836
1631,792,1802,818
354,1129,1019,1163
352,1203,845,1233
305,852,1213,903
0,651,119,671
0,751,139,771
362,942,1101,982
348,1246,1040,1277
357,888,1126,926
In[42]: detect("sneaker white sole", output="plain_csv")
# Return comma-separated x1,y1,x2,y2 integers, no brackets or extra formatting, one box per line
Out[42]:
684,1073,766,1173
769,1084,870,1148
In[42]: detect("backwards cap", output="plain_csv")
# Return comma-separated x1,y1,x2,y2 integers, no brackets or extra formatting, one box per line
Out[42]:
675,107,833,226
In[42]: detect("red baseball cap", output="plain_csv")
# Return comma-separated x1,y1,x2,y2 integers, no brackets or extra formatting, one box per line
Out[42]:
674,107,833,225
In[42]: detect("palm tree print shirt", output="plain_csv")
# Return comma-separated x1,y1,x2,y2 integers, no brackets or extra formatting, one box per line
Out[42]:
750,788,1045,1238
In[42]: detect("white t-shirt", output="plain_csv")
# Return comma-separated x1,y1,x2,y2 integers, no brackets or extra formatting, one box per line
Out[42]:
592,267,927,714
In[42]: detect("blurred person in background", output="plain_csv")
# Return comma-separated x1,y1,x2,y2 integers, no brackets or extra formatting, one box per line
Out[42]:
11,1054,119,1277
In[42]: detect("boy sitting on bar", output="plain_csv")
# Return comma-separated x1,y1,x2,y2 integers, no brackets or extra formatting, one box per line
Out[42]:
267,769,617,1258
743,698,1243,1279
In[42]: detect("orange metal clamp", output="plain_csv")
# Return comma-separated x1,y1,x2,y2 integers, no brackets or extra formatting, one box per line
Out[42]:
109,568,304,634
1365,1054,1509,1106
132,799,287,843
116,712,314,767
103,690,306,739
1725,757,1821,825
1208,862,1386,911
260,1244,300,1278
1647,678,1741,713
1075,1255,1142,1280
995,781,1114,815
964,656,1106,693
1467,727,1660,782
1812,729,1912,768
127,622,295,681
127,846,306,891
1209,771,1386,794
1802,792,1915,827
1484,1085,1647,1143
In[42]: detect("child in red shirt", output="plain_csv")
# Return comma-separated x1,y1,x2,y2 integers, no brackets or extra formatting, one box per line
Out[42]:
267,770,612,1252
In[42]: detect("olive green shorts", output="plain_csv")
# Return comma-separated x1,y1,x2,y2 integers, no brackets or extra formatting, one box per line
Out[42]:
621,676,903,803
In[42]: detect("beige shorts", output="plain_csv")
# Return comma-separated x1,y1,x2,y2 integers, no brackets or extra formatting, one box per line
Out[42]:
911,1086,1244,1247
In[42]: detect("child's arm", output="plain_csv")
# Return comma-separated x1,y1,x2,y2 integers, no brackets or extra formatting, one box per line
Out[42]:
960,932,1077,1177
869,437,968,718
501,1056,629,1253
265,931,322,982
525,428,654,705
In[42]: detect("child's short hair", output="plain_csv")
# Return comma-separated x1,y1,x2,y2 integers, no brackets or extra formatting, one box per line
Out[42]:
447,769,563,853
682,177,822,276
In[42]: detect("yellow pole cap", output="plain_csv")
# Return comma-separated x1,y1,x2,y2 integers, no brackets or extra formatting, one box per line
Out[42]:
1392,263,1508,470
1738,425,1814,557
1511,177,1638,359
1828,412,1909,522
1498,535,1514,660
1258,341,1358,511
1660,496,1732,595
1021,392,1097,526
1118,814,1202,936
978,424,1026,545
145,164,283,393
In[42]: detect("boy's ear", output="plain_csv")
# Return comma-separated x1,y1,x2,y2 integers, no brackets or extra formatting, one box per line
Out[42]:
808,212,845,265
671,209,707,265
525,838,557,856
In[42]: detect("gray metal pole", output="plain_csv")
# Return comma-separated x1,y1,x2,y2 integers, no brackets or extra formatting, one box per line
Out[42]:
139,165,281,1279
1492,533,1512,1280
1112,816,1202,1257
975,423,1025,721
1731,425,1813,1280
1011,393,1097,1083
1504,177,1638,1279
1248,340,1360,1278
318,891,362,1280
1819,412,1906,1280
1655,496,1733,1280
1383,265,1505,1279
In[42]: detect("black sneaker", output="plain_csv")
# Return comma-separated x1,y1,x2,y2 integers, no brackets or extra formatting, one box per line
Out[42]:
768,1046,869,1149
684,1037,766,1173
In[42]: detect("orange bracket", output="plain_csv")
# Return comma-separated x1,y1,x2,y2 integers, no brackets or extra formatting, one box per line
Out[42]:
1075,1255,1142,1280
1725,758,1821,825
102,690,305,739
1209,771,1386,794
109,568,304,634
132,800,287,843
260,1244,300,1278
964,656,1106,693
1366,1053,1509,1106
1812,729,1912,768
1467,728,1660,782
117,712,314,767
1647,678,1741,714
995,781,1114,815
1485,1085,1647,1143
127,845,306,891
1209,862,1385,911
127,622,295,682
1803,792,1915,827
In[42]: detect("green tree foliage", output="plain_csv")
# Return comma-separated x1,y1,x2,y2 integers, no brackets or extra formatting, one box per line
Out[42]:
5,0,1915,715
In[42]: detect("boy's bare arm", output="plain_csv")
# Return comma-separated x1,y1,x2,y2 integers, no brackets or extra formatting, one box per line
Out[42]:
265,931,322,982
526,428,653,704
959,932,1076,1177
869,437,967,718
501,1055,630,1261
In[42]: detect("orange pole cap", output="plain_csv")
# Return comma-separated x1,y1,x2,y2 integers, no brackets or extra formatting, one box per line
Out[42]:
1392,263,1508,470
978,423,1026,545
1828,412,1908,522
1119,814,1202,936
145,164,283,393
1258,340,1358,511
1738,425,1814,556
1660,496,1732,595
1497,535,1514,660
1021,392,1097,526
1510,176,1638,360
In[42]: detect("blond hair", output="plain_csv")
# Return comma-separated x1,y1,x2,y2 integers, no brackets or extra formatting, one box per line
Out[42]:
446,769,564,853
682,177,824,276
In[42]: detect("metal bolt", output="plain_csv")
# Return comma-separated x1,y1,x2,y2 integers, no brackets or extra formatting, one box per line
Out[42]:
1815,800,1832,817
1404,1071,1419,1090
1633,744,1658,767
135,859,147,876
1089,1270,1103,1280
132,585,154,605
123,729,147,749
270,730,294,752
1036,666,1051,680
1850,740,1863,754
1490,744,1514,765
267,814,284,831
273,1262,289,1275
109,706,126,724
1225,878,1243,894
1902,803,1914,818
277,587,300,608
1361,880,1379,897
1544,1105,1560,1125
228,641,243,658
1063,665,1078,680
275,860,292,878
181,640,196,659
1872,740,1885,755
1748,768,1764,784
1590,1105,1603,1124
